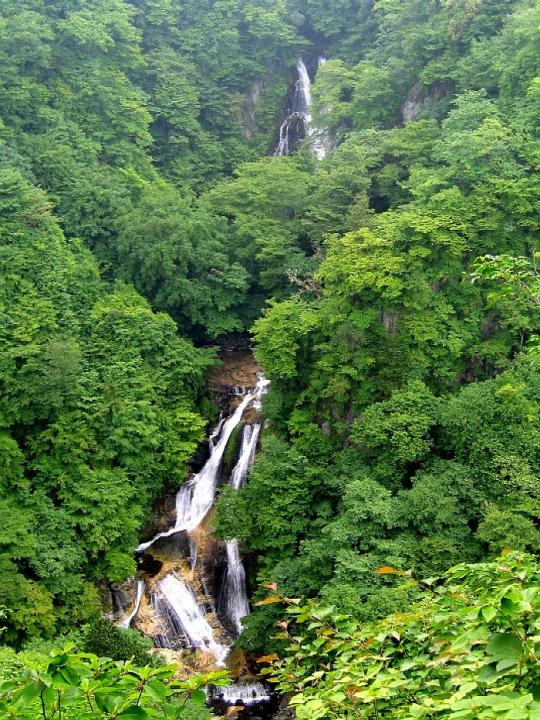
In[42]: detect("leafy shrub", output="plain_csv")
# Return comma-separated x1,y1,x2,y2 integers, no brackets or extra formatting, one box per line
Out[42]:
82,619,157,667
266,553,540,719
0,646,228,719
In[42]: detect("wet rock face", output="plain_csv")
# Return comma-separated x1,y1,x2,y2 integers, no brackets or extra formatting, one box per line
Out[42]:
273,696,295,720
109,576,138,618
211,699,281,720
402,80,450,122
139,492,178,540
210,349,262,398
136,553,163,577
140,532,191,566
402,82,424,122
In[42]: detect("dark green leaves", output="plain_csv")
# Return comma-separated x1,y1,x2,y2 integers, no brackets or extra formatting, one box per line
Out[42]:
117,707,149,720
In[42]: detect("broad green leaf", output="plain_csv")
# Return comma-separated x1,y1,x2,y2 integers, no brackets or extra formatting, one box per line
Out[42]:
117,706,149,719
143,678,167,703
486,633,523,661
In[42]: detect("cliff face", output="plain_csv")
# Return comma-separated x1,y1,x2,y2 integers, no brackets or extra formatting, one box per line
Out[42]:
210,347,262,394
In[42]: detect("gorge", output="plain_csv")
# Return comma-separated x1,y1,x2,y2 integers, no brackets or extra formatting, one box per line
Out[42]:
114,349,274,712
1,1,539,717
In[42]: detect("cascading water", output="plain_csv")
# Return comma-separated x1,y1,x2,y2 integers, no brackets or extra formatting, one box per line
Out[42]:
221,540,250,635
274,56,329,159
131,372,269,672
209,682,272,707
136,378,268,554
219,422,263,633
157,575,229,666
230,423,262,490
121,579,144,628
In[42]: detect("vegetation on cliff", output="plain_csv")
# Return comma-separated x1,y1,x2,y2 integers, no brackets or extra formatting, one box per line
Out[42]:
0,3,539,712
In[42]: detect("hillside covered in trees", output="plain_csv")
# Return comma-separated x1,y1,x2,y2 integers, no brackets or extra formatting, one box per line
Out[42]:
1,0,540,716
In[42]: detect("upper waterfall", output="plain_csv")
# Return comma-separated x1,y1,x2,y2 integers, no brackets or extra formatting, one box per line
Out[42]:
274,56,329,160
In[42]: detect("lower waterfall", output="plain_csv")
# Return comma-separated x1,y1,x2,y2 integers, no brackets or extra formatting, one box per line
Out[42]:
121,362,271,692
220,422,262,633
221,540,250,635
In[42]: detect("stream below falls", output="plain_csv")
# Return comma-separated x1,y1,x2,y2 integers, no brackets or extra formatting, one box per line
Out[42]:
110,350,282,718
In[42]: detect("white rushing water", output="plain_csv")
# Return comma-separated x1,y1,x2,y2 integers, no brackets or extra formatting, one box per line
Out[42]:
137,375,269,554
212,682,272,706
230,423,262,490
221,422,263,633
121,579,144,628
158,574,229,666
275,57,328,159
222,540,250,634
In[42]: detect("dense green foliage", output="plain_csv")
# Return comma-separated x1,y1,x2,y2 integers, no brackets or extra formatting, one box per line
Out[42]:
0,165,212,641
265,553,540,719
212,0,540,650
0,644,226,719
82,620,157,668
1,0,540,683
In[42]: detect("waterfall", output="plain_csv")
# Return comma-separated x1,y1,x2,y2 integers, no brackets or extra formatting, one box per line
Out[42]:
132,372,269,669
175,391,257,532
121,579,144,628
274,56,329,159
209,682,272,707
136,375,269,554
222,540,250,635
230,423,262,490
158,575,229,666
219,422,262,633
296,58,313,114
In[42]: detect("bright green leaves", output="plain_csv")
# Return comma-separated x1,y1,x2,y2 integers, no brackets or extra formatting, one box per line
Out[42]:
317,229,405,302
472,254,540,352
117,708,149,719
0,168,211,643
253,299,319,379
314,59,397,133
0,647,224,719
267,553,540,720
